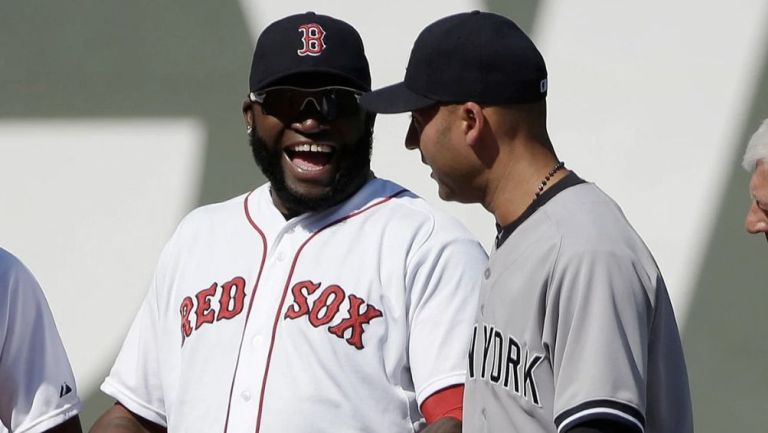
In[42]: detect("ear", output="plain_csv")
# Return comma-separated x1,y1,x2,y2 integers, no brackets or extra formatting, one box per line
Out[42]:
242,99,255,129
460,102,485,148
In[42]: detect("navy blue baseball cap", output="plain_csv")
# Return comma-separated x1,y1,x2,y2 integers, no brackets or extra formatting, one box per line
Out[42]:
360,11,548,113
249,12,372,92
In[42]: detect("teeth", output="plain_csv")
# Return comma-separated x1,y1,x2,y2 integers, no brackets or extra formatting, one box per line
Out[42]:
290,143,333,153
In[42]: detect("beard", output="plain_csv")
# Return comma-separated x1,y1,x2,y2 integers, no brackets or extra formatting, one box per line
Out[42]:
249,128,373,216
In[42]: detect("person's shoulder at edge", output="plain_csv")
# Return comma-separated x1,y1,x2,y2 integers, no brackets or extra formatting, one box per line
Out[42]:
0,247,38,296
0,246,21,275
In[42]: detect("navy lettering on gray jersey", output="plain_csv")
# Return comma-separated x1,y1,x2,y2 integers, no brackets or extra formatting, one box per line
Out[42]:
503,335,521,393
469,321,544,406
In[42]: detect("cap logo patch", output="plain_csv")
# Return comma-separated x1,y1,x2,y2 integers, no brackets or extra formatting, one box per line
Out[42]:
297,23,326,56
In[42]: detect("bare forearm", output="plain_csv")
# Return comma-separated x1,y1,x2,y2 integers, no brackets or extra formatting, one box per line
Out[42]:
46,416,83,433
89,404,165,433
89,416,147,433
420,417,461,433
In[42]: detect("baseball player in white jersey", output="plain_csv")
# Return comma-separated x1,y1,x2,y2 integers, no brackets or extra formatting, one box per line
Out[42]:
0,248,82,433
90,12,487,433
361,11,693,433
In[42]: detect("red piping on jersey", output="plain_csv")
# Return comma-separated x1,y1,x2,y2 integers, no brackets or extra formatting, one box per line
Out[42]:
223,191,269,433
253,189,407,433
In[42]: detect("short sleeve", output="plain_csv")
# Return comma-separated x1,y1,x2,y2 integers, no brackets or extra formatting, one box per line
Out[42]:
406,227,487,405
0,252,81,433
545,249,652,433
100,246,171,427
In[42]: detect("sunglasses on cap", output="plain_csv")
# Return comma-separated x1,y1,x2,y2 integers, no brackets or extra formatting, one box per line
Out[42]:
249,86,363,121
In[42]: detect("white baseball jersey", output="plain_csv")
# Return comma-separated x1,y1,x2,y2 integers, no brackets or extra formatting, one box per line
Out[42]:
0,248,81,433
464,173,692,433
102,177,487,433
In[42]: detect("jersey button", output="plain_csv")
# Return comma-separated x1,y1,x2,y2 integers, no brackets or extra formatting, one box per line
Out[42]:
252,335,264,347
276,251,286,262
241,390,251,402
483,268,491,279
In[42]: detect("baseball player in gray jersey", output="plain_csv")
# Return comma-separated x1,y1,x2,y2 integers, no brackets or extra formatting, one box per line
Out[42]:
361,11,693,433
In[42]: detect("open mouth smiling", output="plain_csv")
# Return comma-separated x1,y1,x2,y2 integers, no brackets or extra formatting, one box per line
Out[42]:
284,142,336,172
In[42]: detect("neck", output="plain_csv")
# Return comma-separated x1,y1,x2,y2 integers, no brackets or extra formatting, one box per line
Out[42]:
482,139,568,227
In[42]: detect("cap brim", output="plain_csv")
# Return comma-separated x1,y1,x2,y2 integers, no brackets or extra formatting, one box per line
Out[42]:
359,82,436,114
254,67,371,91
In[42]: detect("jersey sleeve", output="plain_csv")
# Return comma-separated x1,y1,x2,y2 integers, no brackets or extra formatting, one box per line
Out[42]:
100,243,172,427
545,249,652,433
0,252,81,433
405,224,487,406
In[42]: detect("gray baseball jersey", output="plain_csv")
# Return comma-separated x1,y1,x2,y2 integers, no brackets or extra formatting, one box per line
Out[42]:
464,173,692,433
0,248,81,433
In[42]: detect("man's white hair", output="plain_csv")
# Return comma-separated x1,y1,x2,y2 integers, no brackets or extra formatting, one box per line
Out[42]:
742,118,768,171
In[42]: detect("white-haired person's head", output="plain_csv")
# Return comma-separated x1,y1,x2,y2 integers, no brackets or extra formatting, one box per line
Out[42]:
742,118,768,241
742,119,768,172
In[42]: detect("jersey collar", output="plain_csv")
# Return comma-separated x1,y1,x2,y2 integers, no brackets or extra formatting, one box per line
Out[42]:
495,171,586,249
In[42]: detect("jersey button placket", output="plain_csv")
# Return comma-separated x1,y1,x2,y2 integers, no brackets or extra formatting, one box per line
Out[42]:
252,335,264,347
241,390,252,402
480,268,491,316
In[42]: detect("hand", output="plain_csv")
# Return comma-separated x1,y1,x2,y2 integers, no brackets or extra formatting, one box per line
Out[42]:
419,417,461,433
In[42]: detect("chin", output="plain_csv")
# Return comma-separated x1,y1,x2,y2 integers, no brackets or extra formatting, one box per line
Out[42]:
286,182,334,201
438,188,477,204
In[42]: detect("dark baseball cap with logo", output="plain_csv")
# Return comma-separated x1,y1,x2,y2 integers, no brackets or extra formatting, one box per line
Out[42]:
249,12,371,92
360,11,547,113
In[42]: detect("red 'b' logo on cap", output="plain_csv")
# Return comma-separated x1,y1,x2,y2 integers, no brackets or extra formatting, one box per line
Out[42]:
297,23,326,56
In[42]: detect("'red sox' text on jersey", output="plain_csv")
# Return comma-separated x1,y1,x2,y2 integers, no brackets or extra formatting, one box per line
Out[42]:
102,178,487,433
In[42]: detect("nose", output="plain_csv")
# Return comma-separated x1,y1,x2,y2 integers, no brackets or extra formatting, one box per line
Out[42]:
745,201,768,234
291,111,329,135
404,120,419,150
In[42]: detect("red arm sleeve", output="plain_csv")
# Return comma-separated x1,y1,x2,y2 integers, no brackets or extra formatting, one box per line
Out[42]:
420,385,464,424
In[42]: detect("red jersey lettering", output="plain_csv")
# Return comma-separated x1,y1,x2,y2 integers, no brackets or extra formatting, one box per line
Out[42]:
217,276,246,321
309,284,345,326
328,294,383,350
285,280,321,319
